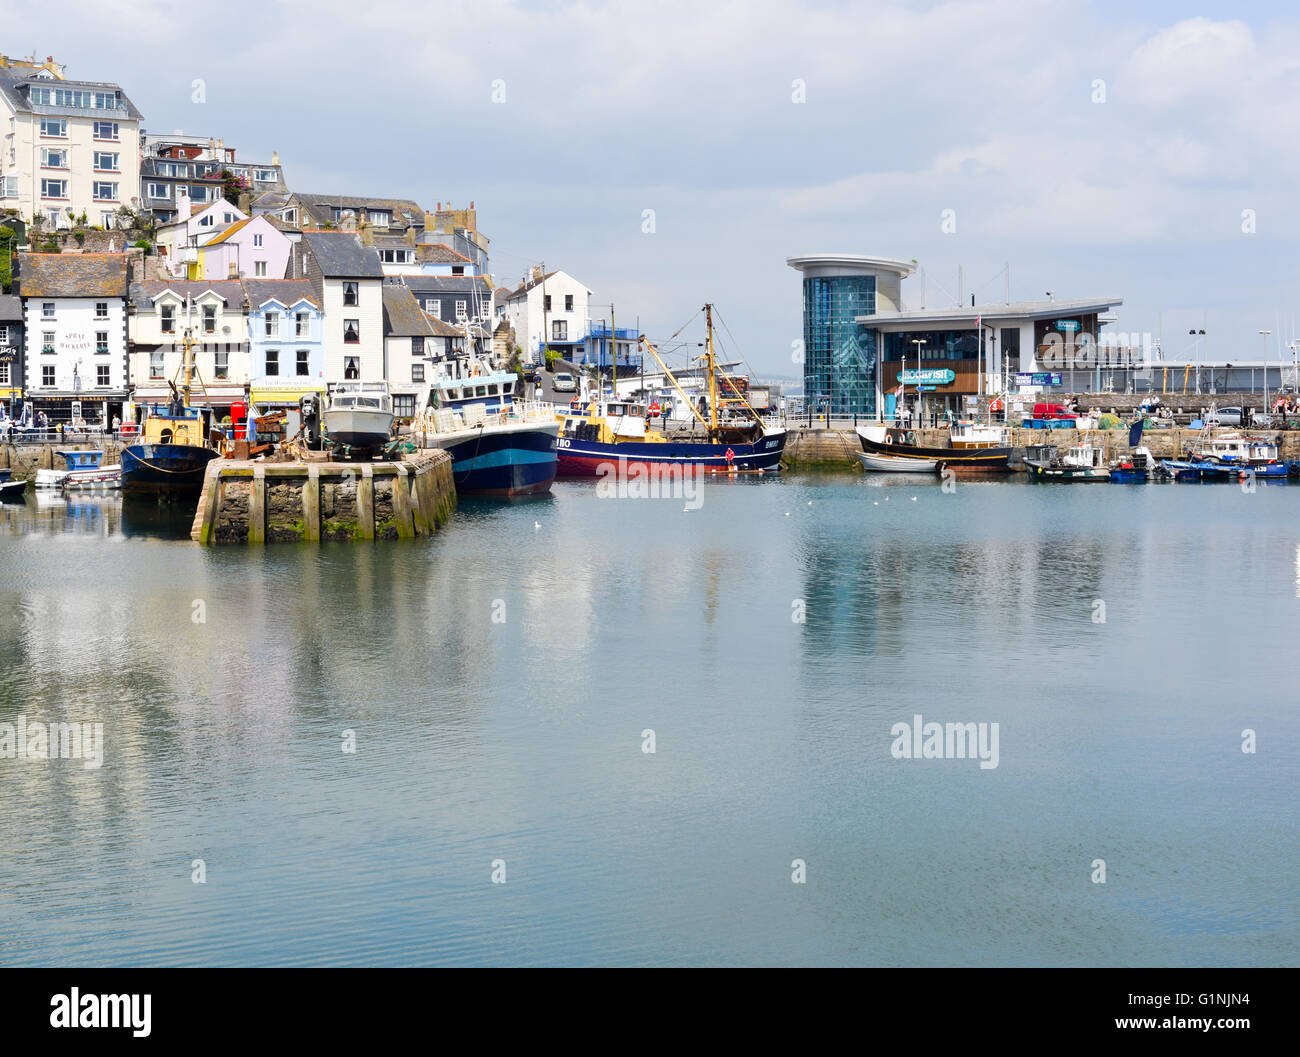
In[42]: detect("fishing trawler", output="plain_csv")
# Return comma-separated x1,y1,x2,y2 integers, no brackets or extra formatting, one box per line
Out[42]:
412,369,558,496
554,304,785,477
120,330,219,498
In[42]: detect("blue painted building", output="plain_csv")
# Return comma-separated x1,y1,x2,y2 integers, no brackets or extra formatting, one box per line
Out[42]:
244,279,325,409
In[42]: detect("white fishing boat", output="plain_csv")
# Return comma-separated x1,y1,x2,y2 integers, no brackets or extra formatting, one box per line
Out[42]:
857,450,939,473
36,449,119,490
948,420,1009,449
322,381,396,453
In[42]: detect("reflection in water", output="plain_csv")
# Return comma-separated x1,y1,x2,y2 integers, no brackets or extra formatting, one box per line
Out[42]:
0,478,1296,967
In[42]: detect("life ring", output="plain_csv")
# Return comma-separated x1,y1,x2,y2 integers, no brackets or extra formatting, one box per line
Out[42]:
884,433,893,445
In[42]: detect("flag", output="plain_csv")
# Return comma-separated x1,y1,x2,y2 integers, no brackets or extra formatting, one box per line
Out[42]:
1129,418,1144,448
975,314,981,327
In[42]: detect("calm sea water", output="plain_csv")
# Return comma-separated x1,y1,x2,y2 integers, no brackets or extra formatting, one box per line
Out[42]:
0,476,1297,967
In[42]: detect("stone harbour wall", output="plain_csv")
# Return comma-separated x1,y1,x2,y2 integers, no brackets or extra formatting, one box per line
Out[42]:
192,449,457,545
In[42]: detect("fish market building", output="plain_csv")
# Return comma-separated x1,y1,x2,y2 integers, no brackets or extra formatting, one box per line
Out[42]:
787,254,1126,418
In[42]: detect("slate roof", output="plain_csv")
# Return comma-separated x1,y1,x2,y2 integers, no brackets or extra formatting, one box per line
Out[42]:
129,280,244,311
295,193,425,230
241,279,319,311
301,232,384,278
417,243,472,264
18,253,129,298
501,270,559,301
423,313,462,338
382,285,434,337
403,274,491,295
0,294,22,321
0,68,144,121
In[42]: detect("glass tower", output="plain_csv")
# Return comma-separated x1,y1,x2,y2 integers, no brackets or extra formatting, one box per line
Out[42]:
802,276,877,416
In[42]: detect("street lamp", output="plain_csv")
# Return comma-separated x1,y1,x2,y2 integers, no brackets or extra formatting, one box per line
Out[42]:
909,338,926,426
1260,329,1272,413
1189,329,1205,393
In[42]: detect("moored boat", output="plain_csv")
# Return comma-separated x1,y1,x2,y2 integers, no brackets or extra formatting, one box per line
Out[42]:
856,424,1011,472
554,304,786,477
0,468,26,500
1024,442,1111,480
413,371,558,496
1107,446,1152,483
121,332,219,499
857,450,939,473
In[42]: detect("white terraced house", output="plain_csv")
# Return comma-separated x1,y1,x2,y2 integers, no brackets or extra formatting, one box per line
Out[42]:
0,55,143,230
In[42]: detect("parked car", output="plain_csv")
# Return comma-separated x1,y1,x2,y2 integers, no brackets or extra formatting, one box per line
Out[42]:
553,372,577,393
521,365,541,384
1204,406,1243,427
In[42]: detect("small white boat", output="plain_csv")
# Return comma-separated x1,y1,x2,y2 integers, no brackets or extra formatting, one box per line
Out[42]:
322,381,396,452
36,449,116,489
857,450,939,473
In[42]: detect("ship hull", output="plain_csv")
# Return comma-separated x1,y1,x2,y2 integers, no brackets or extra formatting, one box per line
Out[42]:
121,443,218,497
322,408,395,451
856,425,1010,471
431,422,559,497
555,429,786,477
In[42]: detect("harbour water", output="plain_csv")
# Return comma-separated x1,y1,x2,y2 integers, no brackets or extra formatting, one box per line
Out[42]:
1,477,1297,966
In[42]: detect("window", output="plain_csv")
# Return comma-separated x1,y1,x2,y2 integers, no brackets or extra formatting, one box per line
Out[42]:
215,350,228,379
39,118,66,137
283,209,297,223
93,121,120,140
95,302,108,319
146,182,171,199
565,294,574,312
190,186,209,202
343,320,359,344
544,295,551,311
393,394,416,418
0,363,7,386
0,176,16,198
296,350,309,377
41,147,68,168
42,365,55,386
254,261,267,277
95,331,108,354
265,350,279,376
41,178,67,198
379,249,411,263
42,331,55,354
344,356,360,379
29,86,51,105
223,212,235,224
424,299,440,315
150,351,164,378
203,306,216,333
92,182,118,201
42,303,55,318
295,311,309,336
412,336,424,356
255,170,276,182
93,151,120,171
412,363,425,382
161,304,175,333
455,300,467,319
0,325,7,344
96,365,110,387
100,211,115,228
342,282,358,306
369,211,389,226
253,233,263,248
265,311,279,337
552,321,567,341
451,265,464,276
198,215,213,227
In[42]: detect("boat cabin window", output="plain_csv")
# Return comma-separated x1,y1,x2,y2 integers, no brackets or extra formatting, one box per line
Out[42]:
475,386,486,397
487,384,498,396
503,381,513,394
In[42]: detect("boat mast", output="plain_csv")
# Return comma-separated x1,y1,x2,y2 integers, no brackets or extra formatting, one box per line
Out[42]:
705,303,718,433
181,328,196,408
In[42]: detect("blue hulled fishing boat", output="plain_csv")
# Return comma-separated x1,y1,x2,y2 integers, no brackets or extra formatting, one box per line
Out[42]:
120,331,219,498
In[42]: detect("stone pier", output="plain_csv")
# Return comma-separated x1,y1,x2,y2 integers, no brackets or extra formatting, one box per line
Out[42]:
191,449,456,545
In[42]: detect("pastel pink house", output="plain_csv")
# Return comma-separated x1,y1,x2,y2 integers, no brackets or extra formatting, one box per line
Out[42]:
198,214,292,281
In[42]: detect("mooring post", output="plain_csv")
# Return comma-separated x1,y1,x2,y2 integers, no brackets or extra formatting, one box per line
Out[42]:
303,463,321,542
249,464,266,544
392,463,415,538
357,464,375,540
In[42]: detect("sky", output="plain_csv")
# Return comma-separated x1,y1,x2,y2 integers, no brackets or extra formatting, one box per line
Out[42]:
7,0,1300,376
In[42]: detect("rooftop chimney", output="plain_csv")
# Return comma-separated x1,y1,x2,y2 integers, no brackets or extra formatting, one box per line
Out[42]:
271,150,280,165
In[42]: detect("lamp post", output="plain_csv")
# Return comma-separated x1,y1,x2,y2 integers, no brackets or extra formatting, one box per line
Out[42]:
1188,329,1205,393
910,338,926,426
1260,329,1272,419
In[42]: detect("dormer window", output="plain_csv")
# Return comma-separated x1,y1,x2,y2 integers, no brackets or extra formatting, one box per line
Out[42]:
161,303,175,333
203,305,216,333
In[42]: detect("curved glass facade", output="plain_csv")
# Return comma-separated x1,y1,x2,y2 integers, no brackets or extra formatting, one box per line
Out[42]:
802,276,877,415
